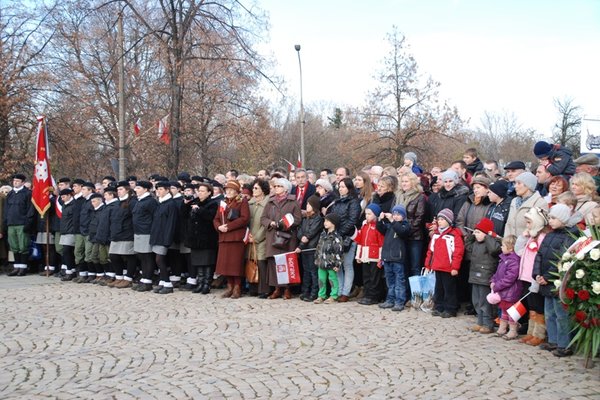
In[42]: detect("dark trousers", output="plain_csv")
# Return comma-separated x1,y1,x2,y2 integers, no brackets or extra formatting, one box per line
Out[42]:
363,261,385,301
257,260,269,294
434,270,458,313
137,252,155,282
300,251,318,297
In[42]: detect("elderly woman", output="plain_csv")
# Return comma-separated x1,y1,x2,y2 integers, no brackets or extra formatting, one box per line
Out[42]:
248,179,271,298
504,172,548,252
543,175,569,207
261,178,302,300
570,172,599,221
315,178,336,215
213,180,250,299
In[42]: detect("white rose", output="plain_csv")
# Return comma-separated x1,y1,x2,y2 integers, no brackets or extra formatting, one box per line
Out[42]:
554,279,562,288
576,269,585,279
592,281,600,295
562,252,572,261
590,248,600,261
563,261,574,272
576,252,585,260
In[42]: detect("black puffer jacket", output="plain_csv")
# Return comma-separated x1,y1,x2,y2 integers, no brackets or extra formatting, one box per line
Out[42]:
182,197,218,250
486,197,512,237
297,214,324,250
377,219,411,262
328,195,361,238
427,184,469,221
532,227,577,297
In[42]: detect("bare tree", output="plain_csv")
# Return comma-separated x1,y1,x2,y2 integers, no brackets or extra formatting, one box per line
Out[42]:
552,97,581,156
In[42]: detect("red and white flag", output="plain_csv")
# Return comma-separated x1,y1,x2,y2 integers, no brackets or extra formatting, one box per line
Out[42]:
31,116,53,217
134,118,142,136
157,114,170,144
280,213,294,229
219,200,227,214
297,152,302,168
242,227,251,244
274,251,301,285
283,158,295,173
507,300,527,322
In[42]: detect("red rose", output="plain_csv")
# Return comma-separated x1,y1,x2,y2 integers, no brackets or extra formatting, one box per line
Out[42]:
565,288,575,300
578,290,590,301
591,318,600,327
575,310,587,322
581,321,590,329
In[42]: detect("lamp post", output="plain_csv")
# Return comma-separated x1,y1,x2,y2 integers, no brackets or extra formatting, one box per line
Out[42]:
294,44,305,167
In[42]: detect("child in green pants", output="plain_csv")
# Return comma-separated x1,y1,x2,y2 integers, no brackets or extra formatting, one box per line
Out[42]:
314,213,344,304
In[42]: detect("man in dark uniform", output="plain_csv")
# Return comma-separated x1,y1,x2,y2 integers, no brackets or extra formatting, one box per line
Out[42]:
150,181,178,294
132,181,158,292
5,174,33,276
78,181,96,282
58,188,77,281
71,178,88,282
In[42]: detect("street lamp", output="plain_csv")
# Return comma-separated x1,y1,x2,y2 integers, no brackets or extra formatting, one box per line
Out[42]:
295,44,305,167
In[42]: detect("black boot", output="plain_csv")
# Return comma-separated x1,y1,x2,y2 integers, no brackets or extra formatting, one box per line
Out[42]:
201,266,211,294
8,253,22,276
193,267,205,294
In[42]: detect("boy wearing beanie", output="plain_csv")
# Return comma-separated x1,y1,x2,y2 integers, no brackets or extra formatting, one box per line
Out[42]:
465,218,501,334
532,203,577,357
313,213,344,304
376,205,411,311
486,179,511,237
533,140,576,178
424,208,465,318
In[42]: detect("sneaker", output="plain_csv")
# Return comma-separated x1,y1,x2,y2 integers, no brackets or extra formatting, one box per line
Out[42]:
539,343,558,352
324,297,337,304
431,310,443,317
478,327,493,334
470,325,483,332
552,348,573,357
313,297,325,304
378,301,395,309
392,304,405,312
441,311,457,318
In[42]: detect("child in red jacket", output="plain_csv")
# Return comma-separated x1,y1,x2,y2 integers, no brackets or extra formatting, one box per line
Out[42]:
425,208,464,318
355,203,385,305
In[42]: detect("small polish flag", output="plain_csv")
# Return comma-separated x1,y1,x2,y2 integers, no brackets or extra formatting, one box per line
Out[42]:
297,152,302,168
134,118,142,136
280,213,294,229
274,251,301,285
219,200,227,214
242,227,250,244
507,301,527,322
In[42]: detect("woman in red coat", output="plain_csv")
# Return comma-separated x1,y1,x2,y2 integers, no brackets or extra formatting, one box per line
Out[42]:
213,180,250,299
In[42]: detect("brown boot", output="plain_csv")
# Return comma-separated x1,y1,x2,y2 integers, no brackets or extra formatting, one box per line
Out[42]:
519,311,536,343
526,313,546,346
221,283,233,298
231,284,241,299
283,287,292,300
268,287,281,299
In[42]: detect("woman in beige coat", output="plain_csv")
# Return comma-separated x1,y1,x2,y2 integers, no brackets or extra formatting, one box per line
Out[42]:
247,179,271,297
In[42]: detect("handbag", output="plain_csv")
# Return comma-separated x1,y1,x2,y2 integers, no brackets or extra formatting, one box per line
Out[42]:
245,243,259,283
272,230,292,249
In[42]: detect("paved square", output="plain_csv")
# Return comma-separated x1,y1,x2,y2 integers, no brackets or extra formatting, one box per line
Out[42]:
0,276,598,399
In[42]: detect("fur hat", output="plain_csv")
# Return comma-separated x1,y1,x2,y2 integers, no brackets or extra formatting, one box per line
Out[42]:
549,203,571,225
474,218,494,234
489,179,508,198
533,141,553,158
392,205,407,219
515,172,537,192
440,170,459,183
307,195,321,212
315,178,333,193
403,152,417,165
437,208,454,224
523,207,548,237
471,175,491,188
325,213,340,227
366,203,382,217
223,180,241,192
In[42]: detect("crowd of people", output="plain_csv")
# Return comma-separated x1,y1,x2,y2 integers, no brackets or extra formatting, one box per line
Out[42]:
1,141,600,358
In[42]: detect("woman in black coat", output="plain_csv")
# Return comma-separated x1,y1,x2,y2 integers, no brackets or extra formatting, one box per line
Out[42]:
372,175,397,213
182,182,218,294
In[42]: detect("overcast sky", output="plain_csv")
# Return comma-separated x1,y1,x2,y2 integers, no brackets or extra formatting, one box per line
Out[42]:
256,0,600,137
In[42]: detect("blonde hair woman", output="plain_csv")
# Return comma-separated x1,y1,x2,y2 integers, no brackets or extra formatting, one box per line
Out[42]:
569,172,599,221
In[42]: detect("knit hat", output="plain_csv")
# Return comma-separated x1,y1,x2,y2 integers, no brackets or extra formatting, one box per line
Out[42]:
325,213,340,227
549,203,571,225
515,172,537,192
489,179,508,198
437,208,454,224
392,205,407,219
523,207,548,237
315,178,333,193
404,152,417,165
474,218,494,234
440,170,459,183
533,141,553,158
471,175,491,188
223,180,241,192
306,195,321,212
366,203,382,217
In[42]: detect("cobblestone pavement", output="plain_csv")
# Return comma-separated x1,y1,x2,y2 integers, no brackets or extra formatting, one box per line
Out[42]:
0,276,598,399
